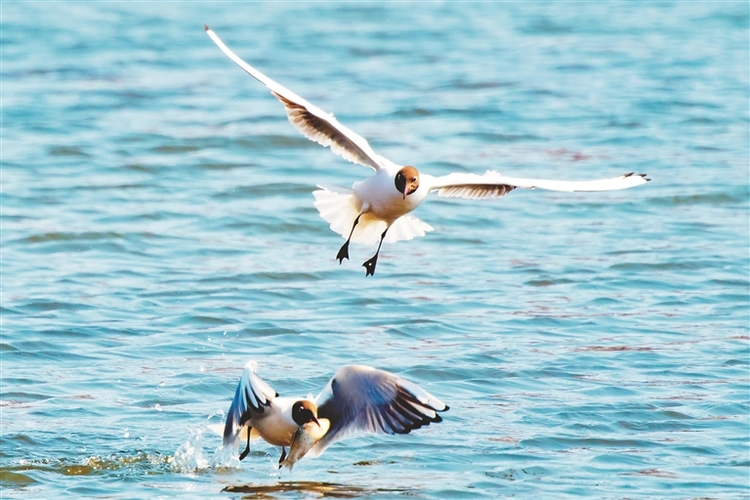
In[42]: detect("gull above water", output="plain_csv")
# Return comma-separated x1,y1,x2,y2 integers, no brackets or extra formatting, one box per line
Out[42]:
204,26,650,276
222,361,448,469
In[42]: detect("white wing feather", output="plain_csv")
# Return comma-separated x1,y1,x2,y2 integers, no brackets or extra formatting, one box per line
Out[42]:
223,361,278,446
205,26,384,171
427,171,650,200
309,365,448,457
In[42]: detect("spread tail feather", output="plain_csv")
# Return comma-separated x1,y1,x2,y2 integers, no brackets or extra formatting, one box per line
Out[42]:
313,186,433,245
383,214,433,243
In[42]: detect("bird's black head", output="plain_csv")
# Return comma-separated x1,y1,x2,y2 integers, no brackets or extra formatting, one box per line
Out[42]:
291,400,319,426
395,166,420,200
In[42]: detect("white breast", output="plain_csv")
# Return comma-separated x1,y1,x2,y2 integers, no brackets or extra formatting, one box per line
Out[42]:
354,171,427,222
251,397,300,447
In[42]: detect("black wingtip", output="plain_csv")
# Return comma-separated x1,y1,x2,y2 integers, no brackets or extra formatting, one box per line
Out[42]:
203,24,210,32
626,172,651,182
442,405,450,412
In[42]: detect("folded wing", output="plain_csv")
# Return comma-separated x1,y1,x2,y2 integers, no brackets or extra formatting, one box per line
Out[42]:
311,365,448,456
427,171,649,200
223,361,279,446
204,26,385,171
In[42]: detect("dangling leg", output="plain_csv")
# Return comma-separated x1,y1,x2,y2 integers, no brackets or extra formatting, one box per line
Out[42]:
277,446,287,468
336,213,363,263
239,427,252,461
362,227,389,277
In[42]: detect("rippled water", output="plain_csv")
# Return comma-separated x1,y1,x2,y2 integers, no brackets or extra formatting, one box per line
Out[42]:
2,2,749,498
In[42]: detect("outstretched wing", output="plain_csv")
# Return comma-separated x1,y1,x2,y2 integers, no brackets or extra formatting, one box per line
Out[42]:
204,26,385,171
426,171,650,200
311,365,448,456
223,361,278,446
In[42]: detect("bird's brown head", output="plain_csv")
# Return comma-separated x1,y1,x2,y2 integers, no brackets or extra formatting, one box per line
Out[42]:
395,166,420,200
292,400,320,426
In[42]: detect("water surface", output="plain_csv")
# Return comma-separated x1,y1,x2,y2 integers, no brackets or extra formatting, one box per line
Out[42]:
2,2,749,498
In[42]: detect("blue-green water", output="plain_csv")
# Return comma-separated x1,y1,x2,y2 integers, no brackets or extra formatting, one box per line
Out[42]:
2,2,749,498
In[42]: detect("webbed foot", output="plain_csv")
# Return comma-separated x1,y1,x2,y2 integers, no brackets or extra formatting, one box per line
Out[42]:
362,255,379,276
336,242,350,263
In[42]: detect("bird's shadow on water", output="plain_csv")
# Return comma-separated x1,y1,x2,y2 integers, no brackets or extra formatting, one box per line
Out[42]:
222,480,414,498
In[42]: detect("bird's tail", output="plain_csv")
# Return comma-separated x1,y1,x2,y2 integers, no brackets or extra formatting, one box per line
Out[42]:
312,185,433,245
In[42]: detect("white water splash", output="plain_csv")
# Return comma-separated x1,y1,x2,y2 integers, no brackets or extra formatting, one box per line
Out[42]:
210,441,241,470
171,427,209,473
171,418,241,473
